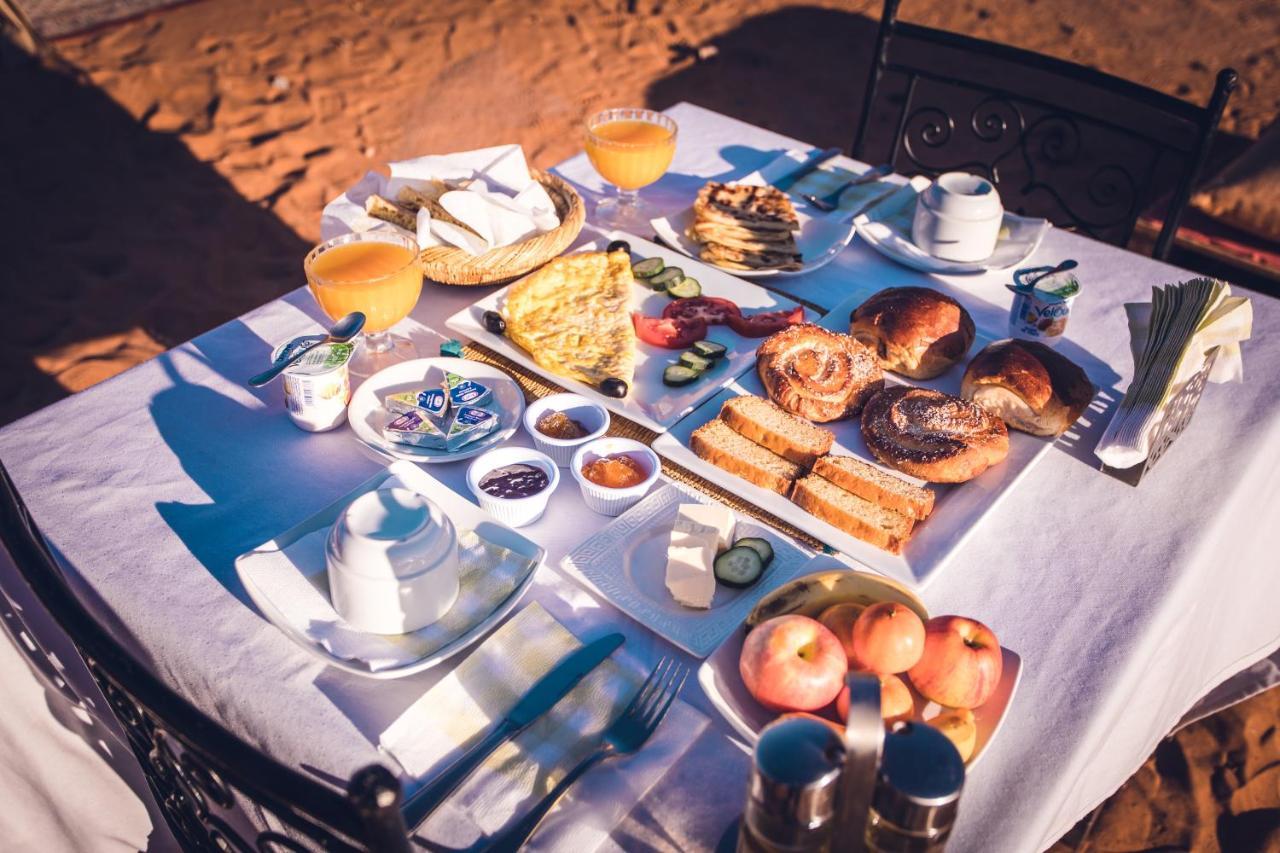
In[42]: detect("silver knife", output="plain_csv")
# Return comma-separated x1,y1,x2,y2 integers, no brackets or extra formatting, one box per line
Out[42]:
771,146,843,192
402,632,625,829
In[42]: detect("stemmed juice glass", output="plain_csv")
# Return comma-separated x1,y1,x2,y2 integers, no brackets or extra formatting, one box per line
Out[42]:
304,230,423,377
584,108,677,231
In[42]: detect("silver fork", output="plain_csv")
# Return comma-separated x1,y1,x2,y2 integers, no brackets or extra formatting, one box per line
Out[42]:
481,656,689,853
802,163,893,212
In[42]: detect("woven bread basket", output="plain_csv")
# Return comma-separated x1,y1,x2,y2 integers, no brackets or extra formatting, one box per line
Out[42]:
417,169,585,286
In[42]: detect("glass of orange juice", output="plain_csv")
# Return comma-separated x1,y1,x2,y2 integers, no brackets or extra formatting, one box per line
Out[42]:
304,230,422,375
584,108,677,231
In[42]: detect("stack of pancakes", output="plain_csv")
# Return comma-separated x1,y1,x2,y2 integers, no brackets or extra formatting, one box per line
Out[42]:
688,182,802,271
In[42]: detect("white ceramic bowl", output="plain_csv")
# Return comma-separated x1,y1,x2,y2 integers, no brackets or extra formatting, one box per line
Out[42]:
570,437,661,517
912,172,1004,262
326,487,460,634
466,446,560,528
522,393,611,467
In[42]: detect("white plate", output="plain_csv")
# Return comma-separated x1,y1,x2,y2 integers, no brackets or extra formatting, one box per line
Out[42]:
697,556,1022,767
559,482,813,657
445,232,811,434
234,461,544,678
855,177,1051,274
652,286,1064,589
348,358,525,463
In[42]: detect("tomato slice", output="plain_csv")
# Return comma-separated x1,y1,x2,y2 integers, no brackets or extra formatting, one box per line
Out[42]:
727,305,807,338
632,313,708,349
662,296,742,326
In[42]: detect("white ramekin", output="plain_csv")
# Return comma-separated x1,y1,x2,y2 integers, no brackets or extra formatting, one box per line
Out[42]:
522,393,611,467
570,437,661,517
466,447,560,528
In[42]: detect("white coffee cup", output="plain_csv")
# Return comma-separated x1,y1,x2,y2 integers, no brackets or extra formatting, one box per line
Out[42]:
326,487,459,634
911,172,1004,262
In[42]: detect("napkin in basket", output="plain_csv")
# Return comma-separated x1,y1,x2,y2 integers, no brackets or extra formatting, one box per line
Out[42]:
380,601,708,850
238,485,536,672
1095,278,1252,469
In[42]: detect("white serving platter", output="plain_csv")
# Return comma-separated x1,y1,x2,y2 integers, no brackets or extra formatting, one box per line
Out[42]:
697,556,1022,768
348,357,525,464
235,460,543,678
652,287,1065,589
559,482,814,657
444,231,812,434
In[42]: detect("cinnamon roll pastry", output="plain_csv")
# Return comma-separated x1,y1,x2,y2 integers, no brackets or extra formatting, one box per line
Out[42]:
756,324,883,423
860,386,1009,482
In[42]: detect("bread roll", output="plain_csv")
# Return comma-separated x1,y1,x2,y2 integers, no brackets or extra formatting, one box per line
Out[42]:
849,287,976,379
961,339,1094,437
756,324,883,423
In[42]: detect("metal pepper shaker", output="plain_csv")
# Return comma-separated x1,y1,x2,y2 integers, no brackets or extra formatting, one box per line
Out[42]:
864,721,966,852
738,715,845,853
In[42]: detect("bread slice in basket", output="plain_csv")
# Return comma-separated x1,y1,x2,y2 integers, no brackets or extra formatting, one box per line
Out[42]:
791,474,915,555
812,455,934,521
719,396,833,468
690,419,803,495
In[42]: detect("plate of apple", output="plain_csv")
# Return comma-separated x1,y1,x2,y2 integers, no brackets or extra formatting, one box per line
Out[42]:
697,556,1021,766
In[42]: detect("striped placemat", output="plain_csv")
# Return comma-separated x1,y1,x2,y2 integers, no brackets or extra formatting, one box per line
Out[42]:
461,341,829,552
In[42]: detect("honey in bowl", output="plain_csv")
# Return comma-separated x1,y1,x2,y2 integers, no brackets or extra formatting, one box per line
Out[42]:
581,453,648,489
536,410,589,440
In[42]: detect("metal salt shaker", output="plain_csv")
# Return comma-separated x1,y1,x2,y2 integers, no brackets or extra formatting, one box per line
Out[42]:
864,721,966,852
738,715,845,853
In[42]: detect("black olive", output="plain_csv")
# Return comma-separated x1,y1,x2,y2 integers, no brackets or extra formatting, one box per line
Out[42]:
606,239,631,255
483,310,506,335
600,377,629,398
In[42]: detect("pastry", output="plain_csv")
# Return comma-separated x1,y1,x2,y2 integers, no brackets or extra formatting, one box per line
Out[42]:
860,386,1009,483
689,182,803,271
811,455,934,521
694,183,799,230
756,324,883,422
364,194,416,231
690,419,803,495
849,287,976,379
719,395,834,468
790,474,914,555
961,339,1094,437
503,250,636,388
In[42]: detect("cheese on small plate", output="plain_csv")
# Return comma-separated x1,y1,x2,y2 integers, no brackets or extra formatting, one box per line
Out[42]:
673,503,735,550
665,533,717,610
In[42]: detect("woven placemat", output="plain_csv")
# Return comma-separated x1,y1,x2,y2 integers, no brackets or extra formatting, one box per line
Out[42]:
461,342,829,552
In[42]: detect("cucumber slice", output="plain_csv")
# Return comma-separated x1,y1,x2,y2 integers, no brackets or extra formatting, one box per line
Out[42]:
691,340,728,360
733,537,774,567
679,351,713,371
632,257,665,278
662,365,701,387
649,267,685,289
714,546,766,588
666,276,702,299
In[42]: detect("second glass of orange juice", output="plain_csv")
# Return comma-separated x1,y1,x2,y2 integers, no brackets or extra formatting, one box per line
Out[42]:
305,230,422,375
585,108,677,231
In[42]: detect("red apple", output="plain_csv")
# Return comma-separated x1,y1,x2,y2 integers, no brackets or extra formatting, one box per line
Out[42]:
908,615,1002,709
836,674,914,724
818,603,864,663
739,615,848,712
851,602,926,674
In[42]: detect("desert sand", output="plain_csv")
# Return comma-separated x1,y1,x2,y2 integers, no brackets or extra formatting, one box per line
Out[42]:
4,0,1280,848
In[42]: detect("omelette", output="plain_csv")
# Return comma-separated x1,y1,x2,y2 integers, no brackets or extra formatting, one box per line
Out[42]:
502,250,636,388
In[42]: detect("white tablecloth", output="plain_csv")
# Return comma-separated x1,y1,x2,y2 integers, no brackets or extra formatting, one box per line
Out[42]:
2,103,1279,852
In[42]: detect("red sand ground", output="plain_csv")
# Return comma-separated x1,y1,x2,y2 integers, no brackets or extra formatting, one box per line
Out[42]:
4,0,1280,848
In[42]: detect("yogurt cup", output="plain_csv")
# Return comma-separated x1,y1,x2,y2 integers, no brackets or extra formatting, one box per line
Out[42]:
522,393,611,467
272,338,355,432
570,437,661,517
1007,266,1081,345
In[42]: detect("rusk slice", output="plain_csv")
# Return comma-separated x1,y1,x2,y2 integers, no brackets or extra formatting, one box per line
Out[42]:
719,395,833,468
365,194,416,230
690,419,803,495
811,455,935,520
791,474,915,554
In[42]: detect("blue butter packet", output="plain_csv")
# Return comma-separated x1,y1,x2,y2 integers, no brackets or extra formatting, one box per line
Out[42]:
445,371,493,407
385,388,449,419
446,406,499,451
383,411,448,449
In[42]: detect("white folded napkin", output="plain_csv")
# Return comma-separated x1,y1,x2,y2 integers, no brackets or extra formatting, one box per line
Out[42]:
1095,279,1252,469
381,601,708,851
237,474,537,672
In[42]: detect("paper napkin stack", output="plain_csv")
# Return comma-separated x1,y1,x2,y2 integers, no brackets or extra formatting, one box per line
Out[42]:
1095,278,1252,470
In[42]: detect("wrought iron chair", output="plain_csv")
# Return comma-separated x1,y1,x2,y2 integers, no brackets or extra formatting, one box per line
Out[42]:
0,461,412,853
853,0,1237,259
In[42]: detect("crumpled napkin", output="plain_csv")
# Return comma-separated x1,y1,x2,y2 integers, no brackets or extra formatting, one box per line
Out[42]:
380,601,709,850
321,144,560,255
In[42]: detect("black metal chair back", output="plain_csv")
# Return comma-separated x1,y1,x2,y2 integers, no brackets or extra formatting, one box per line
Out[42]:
0,461,412,853
853,0,1237,259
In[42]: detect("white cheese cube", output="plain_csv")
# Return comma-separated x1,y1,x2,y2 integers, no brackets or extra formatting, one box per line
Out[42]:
665,540,716,609
672,503,736,551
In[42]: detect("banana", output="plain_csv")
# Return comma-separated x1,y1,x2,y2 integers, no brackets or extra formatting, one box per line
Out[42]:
746,569,927,629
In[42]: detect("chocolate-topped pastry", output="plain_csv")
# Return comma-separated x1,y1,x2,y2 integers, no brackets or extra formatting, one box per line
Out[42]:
850,287,976,380
860,386,1008,483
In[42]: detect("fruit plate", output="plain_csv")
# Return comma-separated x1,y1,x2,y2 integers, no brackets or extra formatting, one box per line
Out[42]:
559,481,814,657
651,285,1063,590
697,556,1022,767
444,231,812,434
348,357,525,464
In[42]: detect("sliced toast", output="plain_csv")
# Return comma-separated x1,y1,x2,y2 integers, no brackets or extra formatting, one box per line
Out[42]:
812,455,935,521
690,419,803,495
719,396,833,468
791,474,915,555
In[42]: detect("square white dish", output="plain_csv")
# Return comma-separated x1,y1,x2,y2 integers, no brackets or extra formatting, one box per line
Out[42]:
234,460,544,678
652,286,1062,589
444,231,812,434
697,555,1022,768
558,481,813,657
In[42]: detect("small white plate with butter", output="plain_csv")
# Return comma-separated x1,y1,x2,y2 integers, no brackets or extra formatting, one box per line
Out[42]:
559,482,812,657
